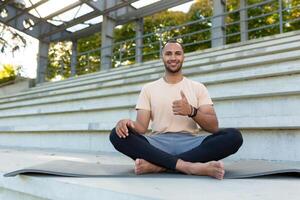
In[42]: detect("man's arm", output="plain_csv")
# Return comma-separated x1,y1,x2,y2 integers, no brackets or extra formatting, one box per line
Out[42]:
133,109,151,134
172,91,219,134
192,105,219,134
115,109,151,138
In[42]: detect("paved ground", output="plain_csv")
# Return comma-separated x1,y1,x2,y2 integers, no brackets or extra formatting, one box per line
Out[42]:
0,147,299,200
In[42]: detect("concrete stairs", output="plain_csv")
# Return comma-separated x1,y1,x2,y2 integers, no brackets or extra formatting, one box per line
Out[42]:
1,30,300,200
0,30,299,161
0,148,298,200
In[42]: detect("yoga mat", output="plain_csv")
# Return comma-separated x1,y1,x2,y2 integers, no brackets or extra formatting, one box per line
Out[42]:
4,160,300,179
4,160,135,177
224,160,300,179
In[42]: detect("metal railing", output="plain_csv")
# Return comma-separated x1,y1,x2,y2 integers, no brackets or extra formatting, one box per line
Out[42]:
67,0,300,77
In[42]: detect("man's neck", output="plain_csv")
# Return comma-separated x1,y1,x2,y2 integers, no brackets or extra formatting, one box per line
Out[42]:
163,73,184,84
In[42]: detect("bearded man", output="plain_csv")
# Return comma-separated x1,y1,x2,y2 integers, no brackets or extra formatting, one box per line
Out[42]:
110,40,243,180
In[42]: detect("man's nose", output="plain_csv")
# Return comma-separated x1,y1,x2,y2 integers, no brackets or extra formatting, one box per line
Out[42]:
170,54,176,59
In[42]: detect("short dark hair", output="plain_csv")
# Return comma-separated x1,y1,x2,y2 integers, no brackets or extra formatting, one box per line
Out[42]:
161,39,184,52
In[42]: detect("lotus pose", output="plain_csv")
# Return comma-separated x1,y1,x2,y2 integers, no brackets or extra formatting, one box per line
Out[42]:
110,40,243,180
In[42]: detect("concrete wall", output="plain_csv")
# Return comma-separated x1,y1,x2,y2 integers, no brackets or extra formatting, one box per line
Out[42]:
0,78,34,96
0,31,299,161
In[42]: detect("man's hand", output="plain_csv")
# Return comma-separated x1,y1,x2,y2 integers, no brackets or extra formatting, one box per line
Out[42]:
116,119,135,138
172,90,192,116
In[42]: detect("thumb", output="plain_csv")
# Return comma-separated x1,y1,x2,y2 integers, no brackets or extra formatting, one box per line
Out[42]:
180,90,187,101
129,120,135,128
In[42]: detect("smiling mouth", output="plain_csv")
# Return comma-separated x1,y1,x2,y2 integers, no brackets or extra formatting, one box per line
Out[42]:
168,62,178,66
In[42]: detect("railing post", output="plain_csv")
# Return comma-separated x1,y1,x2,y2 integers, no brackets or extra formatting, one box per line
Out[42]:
212,0,226,47
240,0,248,42
71,40,77,77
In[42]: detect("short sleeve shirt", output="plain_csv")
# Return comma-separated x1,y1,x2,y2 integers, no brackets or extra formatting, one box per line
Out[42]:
136,77,213,135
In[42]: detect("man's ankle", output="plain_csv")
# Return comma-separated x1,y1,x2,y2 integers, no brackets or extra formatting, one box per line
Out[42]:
175,159,192,174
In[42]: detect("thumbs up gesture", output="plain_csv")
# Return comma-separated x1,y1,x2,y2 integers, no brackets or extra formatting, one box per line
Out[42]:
172,90,192,116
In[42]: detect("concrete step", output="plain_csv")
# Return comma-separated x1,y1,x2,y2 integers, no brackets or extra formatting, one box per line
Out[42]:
0,59,298,125
0,44,299,106
0,125,299,161
0,148,299,200
0,32,299,161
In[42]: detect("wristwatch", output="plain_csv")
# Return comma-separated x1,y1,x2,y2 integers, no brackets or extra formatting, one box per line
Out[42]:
188,106,198,118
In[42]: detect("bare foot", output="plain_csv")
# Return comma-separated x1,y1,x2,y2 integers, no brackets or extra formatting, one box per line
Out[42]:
134,159,166,175
176,160,225,180
189,161,225,180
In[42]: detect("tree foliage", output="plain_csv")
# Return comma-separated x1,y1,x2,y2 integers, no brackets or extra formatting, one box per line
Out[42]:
47,0,300,80
0,64,19,84
0,23,26,54
76,33,101,75
47,41,72,81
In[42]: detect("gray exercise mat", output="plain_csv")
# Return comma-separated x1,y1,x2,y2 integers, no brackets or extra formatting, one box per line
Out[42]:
4,160,135,178
224,160,300,178
4,159,300,179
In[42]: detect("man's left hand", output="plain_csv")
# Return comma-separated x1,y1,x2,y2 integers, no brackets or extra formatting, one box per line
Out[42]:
172,90,192,116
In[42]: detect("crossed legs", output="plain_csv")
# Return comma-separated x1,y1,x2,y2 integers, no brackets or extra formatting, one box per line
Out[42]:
109,128,243,179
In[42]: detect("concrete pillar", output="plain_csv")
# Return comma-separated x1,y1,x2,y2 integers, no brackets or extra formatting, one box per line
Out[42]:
212,0,226,47
101,0,117,70
71,40,77,77
36,41,49,84
240,0,248,42
135,18,143,64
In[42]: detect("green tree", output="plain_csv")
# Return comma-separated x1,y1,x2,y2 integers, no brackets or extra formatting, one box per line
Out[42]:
113,23,136,66
183,0,213,52
77,33,101,75
0,64,18,84
247,0,281,39
47,33,101,80
225,0,241,44
46,0,300,80
47,41,72,81
282,0,300,32
143,10,187,61
112,10,187,64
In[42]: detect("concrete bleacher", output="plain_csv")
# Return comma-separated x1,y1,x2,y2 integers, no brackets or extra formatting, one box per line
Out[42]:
0,30,300,200
0,30,299,161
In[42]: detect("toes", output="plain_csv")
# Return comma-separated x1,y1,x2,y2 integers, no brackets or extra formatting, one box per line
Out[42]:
134,166,138,174
216,172,224,180
216,161,224,168
218,170,225,180
135,165,141,175
219,161,224,169
135,158,141,165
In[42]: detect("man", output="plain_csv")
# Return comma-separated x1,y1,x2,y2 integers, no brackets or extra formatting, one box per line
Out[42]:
110,40,243,180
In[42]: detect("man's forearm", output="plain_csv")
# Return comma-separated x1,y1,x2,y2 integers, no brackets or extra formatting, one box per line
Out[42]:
192,108,219,133
132,121,148,134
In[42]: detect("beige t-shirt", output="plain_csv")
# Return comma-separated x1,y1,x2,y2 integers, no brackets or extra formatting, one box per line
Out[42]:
135,77,213,135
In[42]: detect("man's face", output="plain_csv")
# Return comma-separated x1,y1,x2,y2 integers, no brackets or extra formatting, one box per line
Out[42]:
162,42,184,74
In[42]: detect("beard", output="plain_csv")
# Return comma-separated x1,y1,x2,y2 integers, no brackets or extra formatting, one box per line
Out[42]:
163,60,183,73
